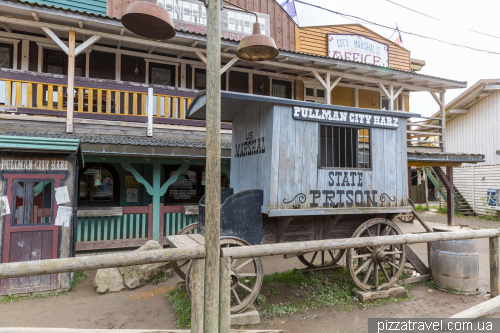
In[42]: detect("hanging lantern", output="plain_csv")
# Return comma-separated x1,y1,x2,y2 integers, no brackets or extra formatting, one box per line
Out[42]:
121,0,176,41
236,22,279,61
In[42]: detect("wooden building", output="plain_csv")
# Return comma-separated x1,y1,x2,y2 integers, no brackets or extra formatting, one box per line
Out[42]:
427,79,500,215
0,135,83,295
0,0,471,253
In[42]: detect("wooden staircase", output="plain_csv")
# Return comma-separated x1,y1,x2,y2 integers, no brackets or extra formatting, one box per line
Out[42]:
424,167,476,216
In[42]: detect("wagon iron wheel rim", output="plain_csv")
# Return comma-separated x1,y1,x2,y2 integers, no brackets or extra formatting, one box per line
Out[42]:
171,223,199,280
186,236,263,313
346,218,406,291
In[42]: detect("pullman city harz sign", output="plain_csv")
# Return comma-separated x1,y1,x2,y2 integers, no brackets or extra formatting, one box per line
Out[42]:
327,34,389,67
293,106,399,130
159,0,270,41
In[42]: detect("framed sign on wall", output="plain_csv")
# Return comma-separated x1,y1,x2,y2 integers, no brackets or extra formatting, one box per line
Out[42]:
327,34,389,67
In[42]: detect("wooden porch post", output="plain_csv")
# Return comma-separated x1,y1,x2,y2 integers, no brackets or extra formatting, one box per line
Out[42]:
205,0,222,330
152,163,161,241
432,166,454,226
66,30,76,133
490,236,500,297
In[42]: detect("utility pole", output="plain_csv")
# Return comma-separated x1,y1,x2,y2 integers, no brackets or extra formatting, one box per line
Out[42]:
204,0,221,331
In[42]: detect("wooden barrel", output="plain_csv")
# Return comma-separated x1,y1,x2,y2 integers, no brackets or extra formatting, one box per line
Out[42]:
429,239,479,294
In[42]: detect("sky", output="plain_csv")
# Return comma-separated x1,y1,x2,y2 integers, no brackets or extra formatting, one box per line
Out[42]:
291,0,500,116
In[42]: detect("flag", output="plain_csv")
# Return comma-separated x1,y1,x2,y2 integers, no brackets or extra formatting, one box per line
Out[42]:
280,0,297,19
389,24,404,46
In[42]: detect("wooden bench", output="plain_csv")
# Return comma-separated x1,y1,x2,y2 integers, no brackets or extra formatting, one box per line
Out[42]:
166,234,205,249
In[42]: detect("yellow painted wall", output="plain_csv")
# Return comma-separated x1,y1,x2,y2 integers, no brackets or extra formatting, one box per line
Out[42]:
359,89,380,109
295,24,411,71
331,86,354,107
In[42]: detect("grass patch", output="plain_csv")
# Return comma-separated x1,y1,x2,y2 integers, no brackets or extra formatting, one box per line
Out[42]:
476,215,500,222
435,208,464,217
70,271,88,291
257,268,413,318
415,205,429,212
167,288,191,329
152,271,171,285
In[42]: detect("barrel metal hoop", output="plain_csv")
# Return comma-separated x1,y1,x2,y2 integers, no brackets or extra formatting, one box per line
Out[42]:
431,248,478,256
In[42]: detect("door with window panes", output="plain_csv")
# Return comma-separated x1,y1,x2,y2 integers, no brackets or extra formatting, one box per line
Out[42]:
1,174,66,295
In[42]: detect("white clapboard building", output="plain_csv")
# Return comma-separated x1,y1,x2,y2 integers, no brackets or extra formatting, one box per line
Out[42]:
438,79,500,215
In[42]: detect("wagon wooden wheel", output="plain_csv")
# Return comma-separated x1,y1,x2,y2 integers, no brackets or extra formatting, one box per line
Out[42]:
346,218,406,291
297,249,345,268
186,236,263,313
398,199,416,223
171,223,199,280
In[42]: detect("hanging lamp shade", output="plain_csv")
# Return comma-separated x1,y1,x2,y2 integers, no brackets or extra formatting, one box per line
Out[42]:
121,1,176,40
236,22,279,61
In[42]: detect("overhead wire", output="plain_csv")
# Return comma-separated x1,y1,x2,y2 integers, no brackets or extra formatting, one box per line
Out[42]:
294,0,500,55
385,0,500,40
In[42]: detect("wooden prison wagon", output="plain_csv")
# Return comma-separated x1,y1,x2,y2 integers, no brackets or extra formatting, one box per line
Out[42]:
0,135,83,295
168,91,419,312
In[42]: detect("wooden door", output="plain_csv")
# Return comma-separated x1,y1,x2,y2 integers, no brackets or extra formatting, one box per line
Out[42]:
1,174,65,295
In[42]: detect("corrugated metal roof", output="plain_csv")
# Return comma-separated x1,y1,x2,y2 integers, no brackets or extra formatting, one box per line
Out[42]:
0,134,81,151
0,134,84,166
3,0,466,85
30,0,107,16
0,131,232,150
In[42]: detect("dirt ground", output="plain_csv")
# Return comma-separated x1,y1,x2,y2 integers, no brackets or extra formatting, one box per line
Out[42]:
1,212,500,332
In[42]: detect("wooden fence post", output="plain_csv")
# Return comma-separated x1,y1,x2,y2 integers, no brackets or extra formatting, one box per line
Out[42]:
490,236,500,297
219,257,231,333
191,258,205,333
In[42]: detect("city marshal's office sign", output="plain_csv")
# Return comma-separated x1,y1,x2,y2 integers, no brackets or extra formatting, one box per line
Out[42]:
327,34,389,67
293,106,399,130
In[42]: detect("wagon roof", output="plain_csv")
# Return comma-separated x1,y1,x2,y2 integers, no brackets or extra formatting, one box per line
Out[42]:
187,91,421,122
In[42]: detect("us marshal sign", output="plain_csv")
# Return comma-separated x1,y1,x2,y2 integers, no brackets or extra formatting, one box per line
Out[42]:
293,106,399,130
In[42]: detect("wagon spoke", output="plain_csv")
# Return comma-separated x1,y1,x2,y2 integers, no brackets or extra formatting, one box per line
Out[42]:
381,225,391,236
355,258,373,275
238,282,253,293
321,251,325,265
376,224,380,236
237,273,257,277
234,258,253,272
374,263,379,290
365,228,372,237
362,261,374,284
352,253,372,259
380,263,391,281
231,259,238,268
384,251,403,255
232,288,242,305
328,250,335,260
178,260,189,268
387,261,400,269
311,251,318,263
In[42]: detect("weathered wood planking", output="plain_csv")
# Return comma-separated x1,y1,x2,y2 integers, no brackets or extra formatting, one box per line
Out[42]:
231,101,409,214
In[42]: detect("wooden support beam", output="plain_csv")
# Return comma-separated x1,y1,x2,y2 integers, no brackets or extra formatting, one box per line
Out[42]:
191,259,205,333
32,12,40,21
190,40,199,47
278,56,288,63
221,228,500,259
220,57,238,75
491,236,500,298
450,295,500,318
205,0,222,331
195,50,207,64
0,22,12,33
66,30,76,133
393,86,404,101
74,35,101,57
450,108,468,114
41,27,69,54
378,83,391,100
148,46,155,54
0,247,205,279
219,257,231,333
78,19,84,29
430,91,444,107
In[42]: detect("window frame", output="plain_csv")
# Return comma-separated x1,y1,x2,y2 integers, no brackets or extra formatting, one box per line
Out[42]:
0,42,14,69
317,123,372,171
11,179,55,227
304,85,327,103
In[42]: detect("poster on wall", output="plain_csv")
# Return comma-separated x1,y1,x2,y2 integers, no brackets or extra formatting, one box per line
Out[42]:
125,176,140,188
327,34,389,67
126,188,139,203
168,169,198,203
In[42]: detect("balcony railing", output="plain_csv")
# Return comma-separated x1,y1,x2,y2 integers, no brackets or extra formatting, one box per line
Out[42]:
407,115,444,151
0,69,197,125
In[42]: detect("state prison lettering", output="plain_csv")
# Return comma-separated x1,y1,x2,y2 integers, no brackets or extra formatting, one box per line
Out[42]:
293,106,399,130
